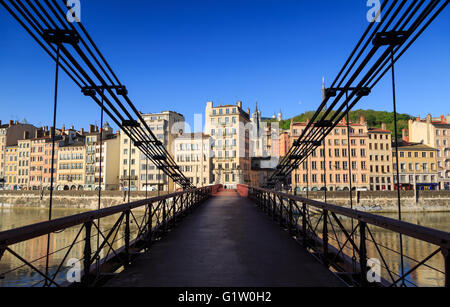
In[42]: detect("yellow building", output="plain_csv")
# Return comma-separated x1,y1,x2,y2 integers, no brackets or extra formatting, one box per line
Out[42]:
94,133,120,190
409,115,450,190
4,145,18,189
17,138,31,190
393,142,439,191
57,142,86,190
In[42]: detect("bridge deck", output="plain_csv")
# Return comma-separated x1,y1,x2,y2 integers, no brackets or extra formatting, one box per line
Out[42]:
106,190,344,287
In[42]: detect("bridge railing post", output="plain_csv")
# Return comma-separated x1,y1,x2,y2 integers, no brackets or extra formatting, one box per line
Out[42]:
302,203,307,248
147,202,153,247
279,196,284,227
288,200,294,235
83,221,92,286
272,194,276,221
443,248,449,288
125,210,130,266
322,210,329,267
162,199,167,233
359,222,367,287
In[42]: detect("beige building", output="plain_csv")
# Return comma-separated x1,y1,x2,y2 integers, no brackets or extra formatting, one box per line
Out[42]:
57,141,86,190
119,111,185,192
368,124,393,191
393,141,439,191
17,136,32,190
409,115,450,190
94,133,120,190
4,145,19,189
291,117,370,192
84,123,114,190
174,132,212,188
0,120,37,185
204,101,251,188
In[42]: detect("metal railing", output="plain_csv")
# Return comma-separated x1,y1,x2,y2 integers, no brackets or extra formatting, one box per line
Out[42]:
0,185,222,287
244,185,450,287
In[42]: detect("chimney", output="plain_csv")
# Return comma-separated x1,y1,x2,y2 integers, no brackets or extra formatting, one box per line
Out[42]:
70,125,75,130
237,101,242,109
62,125,65,132
9,120,13,127
80,128,84,134
381,123,387,130
35,130,39,138
416,117,420,122
360,116,365,125
89,125,95,133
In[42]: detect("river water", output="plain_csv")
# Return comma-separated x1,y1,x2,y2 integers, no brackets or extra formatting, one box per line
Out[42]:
0,206,449,287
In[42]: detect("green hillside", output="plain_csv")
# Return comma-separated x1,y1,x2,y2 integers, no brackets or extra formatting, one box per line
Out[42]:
265,109,414,135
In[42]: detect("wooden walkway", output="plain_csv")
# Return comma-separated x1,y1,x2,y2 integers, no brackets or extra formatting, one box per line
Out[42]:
106,190,344,287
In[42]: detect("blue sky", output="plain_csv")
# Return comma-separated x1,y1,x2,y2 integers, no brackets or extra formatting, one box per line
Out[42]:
0,0,449,131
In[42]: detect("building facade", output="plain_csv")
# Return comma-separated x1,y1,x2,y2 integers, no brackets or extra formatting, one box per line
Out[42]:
0,120,37,185
4,145,18,189
393,142,439,190
57,142,85,190
174,132,212,188
408,115,450,190
204,101,251,188
17,137,31,190
119,111,185,192
368,124,393,191
94,133,120,190
291,117,370,192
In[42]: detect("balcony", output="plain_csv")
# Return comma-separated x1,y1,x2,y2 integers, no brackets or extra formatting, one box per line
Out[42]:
120,176,138,181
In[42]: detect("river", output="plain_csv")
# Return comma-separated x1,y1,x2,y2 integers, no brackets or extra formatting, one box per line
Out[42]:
0,206,449,287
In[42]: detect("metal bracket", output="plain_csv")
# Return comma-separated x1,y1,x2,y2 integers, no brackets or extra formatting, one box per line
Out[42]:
122,120,140,128
314,120,333,128
373,31,408,47
43,29,79,45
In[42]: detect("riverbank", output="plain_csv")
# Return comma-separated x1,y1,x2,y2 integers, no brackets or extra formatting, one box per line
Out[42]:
0,190,449,213
0,190,168,210
299,190,450,213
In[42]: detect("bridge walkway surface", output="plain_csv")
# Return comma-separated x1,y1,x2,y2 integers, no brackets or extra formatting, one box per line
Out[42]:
106,189,344,287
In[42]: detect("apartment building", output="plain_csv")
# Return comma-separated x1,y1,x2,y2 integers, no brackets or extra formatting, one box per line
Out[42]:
174,132,212,188
368,124,393,191
119,111,185,192
204,101,251,188
84,124,114,190
0,120,37,183
408,115,450,190
17,136,32,190
393,141,439,191
94,133,120,190
57,141,85,190
4,145,18,189
84,125,100,190
291,117,370,192
29,133,50,190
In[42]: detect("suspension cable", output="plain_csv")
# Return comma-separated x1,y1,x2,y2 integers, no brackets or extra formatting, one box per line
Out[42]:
390,49,406,287
44,43,60,287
